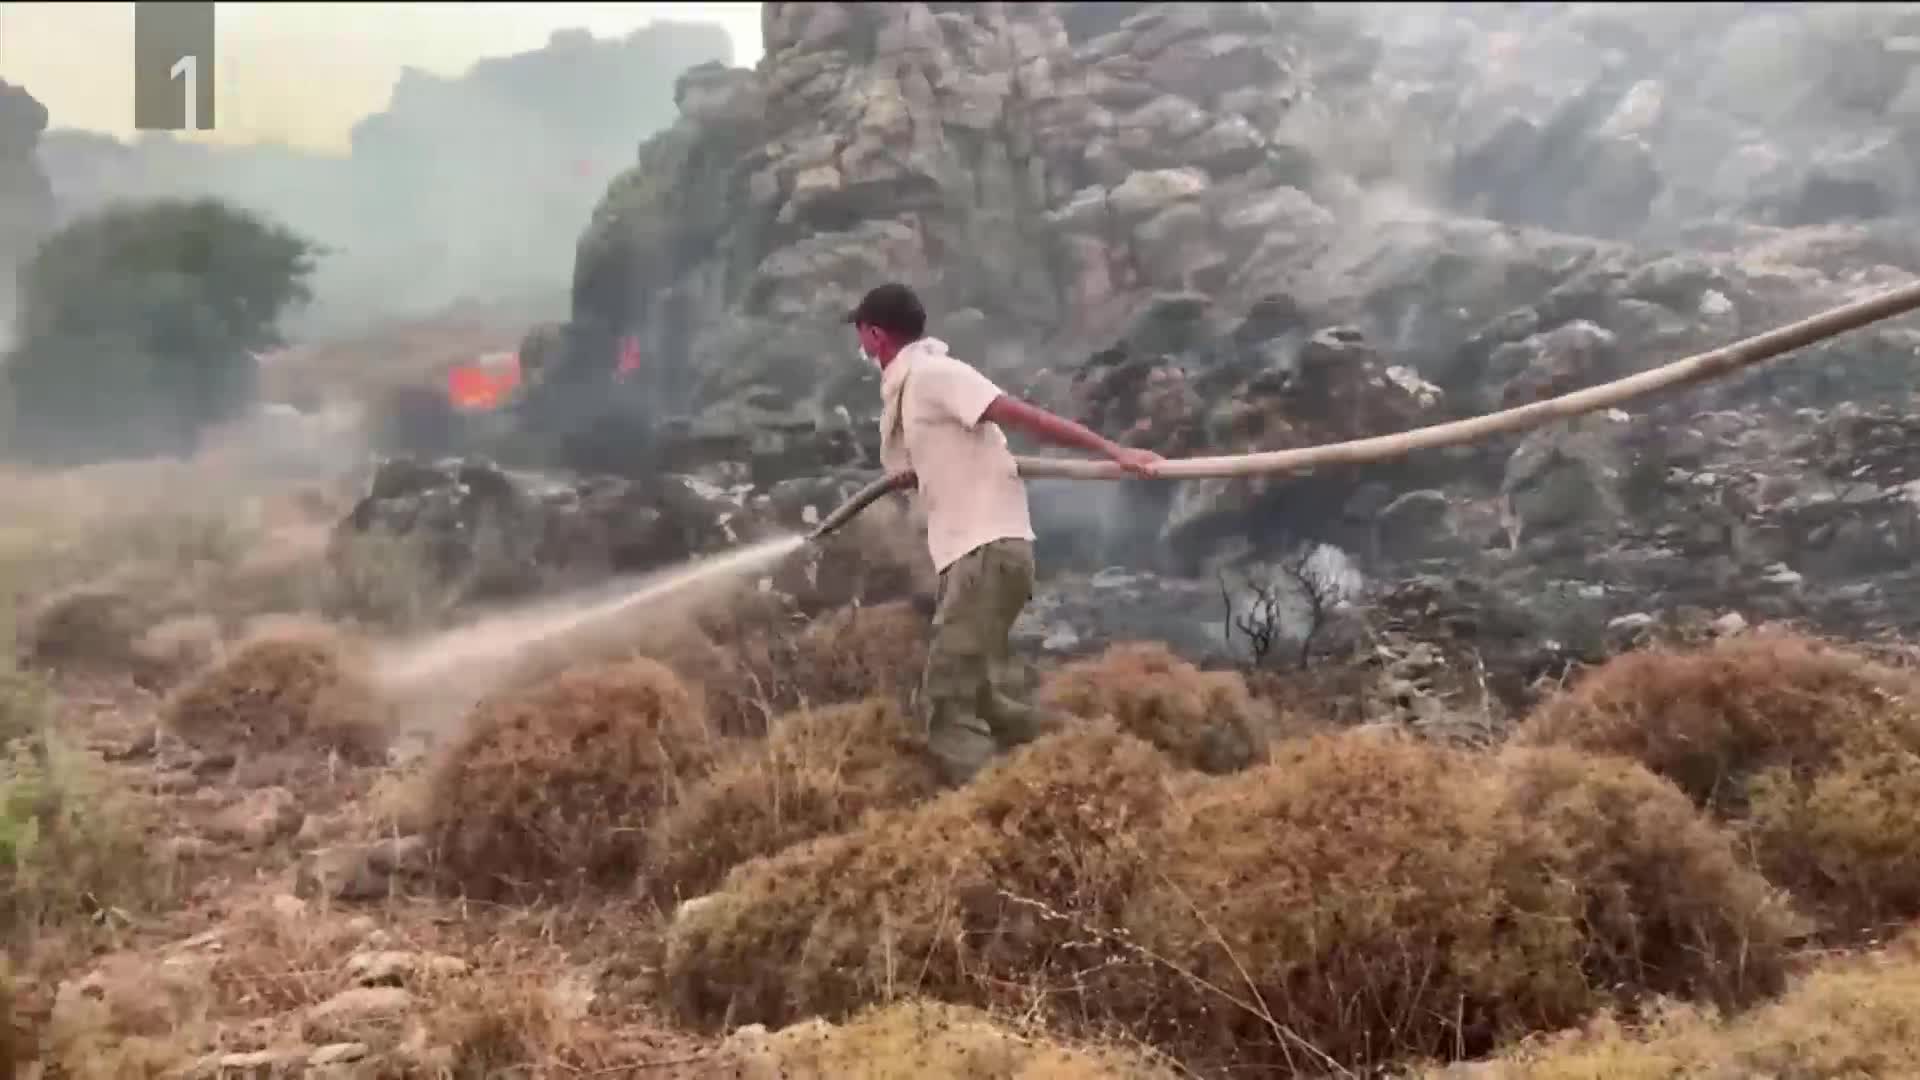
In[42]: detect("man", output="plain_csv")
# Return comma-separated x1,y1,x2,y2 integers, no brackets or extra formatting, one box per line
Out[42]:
845,282,1164,786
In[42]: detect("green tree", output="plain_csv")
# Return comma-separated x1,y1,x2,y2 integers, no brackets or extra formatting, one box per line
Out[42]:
3,198,318,464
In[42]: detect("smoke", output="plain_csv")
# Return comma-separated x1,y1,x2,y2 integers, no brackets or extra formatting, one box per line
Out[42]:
31,21,736,338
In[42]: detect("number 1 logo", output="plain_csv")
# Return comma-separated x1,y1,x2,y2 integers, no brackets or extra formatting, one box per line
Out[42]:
171,54,198,133
134,2,215,132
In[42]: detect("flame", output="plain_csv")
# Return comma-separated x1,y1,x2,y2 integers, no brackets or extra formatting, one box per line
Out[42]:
615,335,642,378
447,353,522,412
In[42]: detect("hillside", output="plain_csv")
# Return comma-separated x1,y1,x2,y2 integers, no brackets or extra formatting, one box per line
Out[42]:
31,21,735,337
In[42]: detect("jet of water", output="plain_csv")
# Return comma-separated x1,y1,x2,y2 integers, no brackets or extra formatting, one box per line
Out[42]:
374,532,807,697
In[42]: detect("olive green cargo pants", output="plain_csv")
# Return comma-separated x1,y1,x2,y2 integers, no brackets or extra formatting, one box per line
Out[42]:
920,538,1046,786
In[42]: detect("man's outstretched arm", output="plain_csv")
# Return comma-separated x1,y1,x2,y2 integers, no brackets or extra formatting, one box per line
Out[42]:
981,394,1164,477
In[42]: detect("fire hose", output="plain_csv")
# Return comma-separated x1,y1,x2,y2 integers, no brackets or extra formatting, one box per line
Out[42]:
808,280,1920,542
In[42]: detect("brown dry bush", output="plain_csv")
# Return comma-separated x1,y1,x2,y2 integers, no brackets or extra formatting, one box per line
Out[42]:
1490,747,1800,1003
162,620,389,762
1516,631,1920,934
646,624,784,739
665,723,1176,1032
1037,641,1282,772
425,657,719,901
648,698,942,904
726,999,1179,1079
791,601,929,707
1108,732,1794,1074
1437,928,1920,1079
20,582,158,673
661,600,931,738
407,971,630,1076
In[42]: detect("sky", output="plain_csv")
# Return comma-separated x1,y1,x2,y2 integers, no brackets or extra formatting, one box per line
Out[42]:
0,2,764,154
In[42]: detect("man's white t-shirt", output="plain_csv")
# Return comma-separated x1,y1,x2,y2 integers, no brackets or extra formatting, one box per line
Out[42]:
878,337,1037,573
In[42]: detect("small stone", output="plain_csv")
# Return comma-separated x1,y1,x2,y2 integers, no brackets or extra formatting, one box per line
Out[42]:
1041,626,1082,652
218,1048,300,1068
307,986,414,1026
1762,564,1805,586
164,835,217,860
151,770,201,794
1711,612,1750,636
344,950,471,987
674,894,718,926
310,1042,369,1066
1607,612,1657,632
205,787,304,848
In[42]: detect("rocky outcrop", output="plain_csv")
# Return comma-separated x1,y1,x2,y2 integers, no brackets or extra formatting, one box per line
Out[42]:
1357,3,1920,240
505,2,1920,725
549,3,1373,463
334,456,789,603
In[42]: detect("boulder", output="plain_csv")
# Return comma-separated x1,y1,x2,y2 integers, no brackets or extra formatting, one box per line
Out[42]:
334,457,787,605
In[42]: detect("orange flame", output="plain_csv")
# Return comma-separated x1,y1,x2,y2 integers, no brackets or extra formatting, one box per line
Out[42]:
447,353,522,412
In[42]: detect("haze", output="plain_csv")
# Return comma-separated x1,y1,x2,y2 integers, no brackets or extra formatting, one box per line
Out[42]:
0,2,765,153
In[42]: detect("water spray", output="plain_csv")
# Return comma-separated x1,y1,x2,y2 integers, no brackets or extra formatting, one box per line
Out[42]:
809,280,1920,542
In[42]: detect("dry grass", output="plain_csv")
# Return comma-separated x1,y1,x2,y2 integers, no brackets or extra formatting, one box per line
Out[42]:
1517,631,1920,936
1106,732,1795,1073
790,602,930,708
650,599,930,739
39,887,707,1078
1037,642,1287,772
162,619,391,764
0,732,171,945
664,723,1176,1032
1438,928,1920,1078
665,725,1794,1073
0,637,171,945
647,698,942,905
424,657,720,902
726,998,1179,1079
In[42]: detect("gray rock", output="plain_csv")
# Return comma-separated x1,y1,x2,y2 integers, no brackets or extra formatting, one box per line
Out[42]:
296,836,430,902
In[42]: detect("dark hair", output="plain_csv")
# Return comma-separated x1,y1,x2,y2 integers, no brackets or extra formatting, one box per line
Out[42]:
844,282,926,341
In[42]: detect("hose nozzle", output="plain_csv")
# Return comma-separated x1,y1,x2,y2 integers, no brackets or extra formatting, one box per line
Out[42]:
807,473,899,544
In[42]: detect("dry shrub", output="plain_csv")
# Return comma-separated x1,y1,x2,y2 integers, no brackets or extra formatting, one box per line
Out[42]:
425,657,718,901
1037,642,1281,772
1490,747,1801,1002
1517,631,1920,934
0,733,171,941
658,600,930,739
1747,748,1920,933
790,601,929,707
161,619,389,763
45,951,211,1079
665,723,1176,1031
646,630,775,739
20,583,156,672
725,999,1178,1079
1109,732,1794,1074
412,972,628,1076
1441,929,1920,1079
129,614,223,689
648,698,942,904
